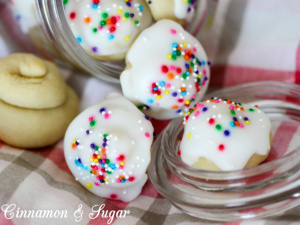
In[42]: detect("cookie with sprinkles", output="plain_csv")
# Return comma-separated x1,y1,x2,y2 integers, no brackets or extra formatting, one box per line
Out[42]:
120,19,210,119
64,93,154,202
64,0,153,61
179,97,272,171
146,0,197,25
8,0,39,33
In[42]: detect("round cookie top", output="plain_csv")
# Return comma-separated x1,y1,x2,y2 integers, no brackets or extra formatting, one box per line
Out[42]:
173,0,197,21
64,93,154,202
147,0,197,24
64,0,152,60
120,19,210,120
0,53,66,109
180,97,272,171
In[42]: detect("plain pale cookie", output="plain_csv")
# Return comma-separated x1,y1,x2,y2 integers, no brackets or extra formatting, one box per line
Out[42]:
0,53,79,148
0,53,67,109
0,86,78,148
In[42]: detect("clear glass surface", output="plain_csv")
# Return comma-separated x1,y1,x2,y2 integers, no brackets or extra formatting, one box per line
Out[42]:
149,81,300,221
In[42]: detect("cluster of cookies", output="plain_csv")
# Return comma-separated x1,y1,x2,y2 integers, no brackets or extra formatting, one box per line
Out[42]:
63,11,211,200
63,1,271,201
64,0,198,60
63,19,272,202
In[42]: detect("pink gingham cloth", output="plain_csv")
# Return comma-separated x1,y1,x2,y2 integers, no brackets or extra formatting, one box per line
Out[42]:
1,0,300,224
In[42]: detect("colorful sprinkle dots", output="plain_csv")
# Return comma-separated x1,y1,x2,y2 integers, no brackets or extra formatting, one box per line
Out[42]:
128,176,135,182
208,118,215,125
110,194,118,199
70,12,76,19
224,130,230,136
72,139,80,149
147,38,210,117
180,96,270,171
215,124,222,131
64,0,152,57
218,144,225,151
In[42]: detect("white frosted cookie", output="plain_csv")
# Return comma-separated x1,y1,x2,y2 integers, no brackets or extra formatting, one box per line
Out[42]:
120,19,210,120
64,93,154,202
146,0,197,25
180,97,272,171
0,53,79,148
8,0,39,33
64,0,153,61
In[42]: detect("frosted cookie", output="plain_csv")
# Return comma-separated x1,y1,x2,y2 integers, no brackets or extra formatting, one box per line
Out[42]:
120,19,210,120
146,0,197,25
179,97,272,171
0,53,79,148
8,0,61,60
8,0,39,33
64,0,153,61
64,93,154,202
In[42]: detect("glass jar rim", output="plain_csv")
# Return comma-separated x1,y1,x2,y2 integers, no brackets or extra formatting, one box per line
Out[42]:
163,118,300,180
163,81,300,180
148,81,300,221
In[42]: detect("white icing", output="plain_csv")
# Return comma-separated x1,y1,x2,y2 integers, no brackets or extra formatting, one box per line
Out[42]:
173,0,197,21
8,0,39,33
64,0,152,57
120,19,210,120
64,93,154,202
180,98,272,171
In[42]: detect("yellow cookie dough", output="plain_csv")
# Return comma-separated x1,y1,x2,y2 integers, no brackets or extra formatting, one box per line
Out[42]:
0,53,79,148
0,53,67,109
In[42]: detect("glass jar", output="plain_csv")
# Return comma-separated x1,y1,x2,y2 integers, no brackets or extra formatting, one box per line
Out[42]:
149,81,300,221
0,0,214,82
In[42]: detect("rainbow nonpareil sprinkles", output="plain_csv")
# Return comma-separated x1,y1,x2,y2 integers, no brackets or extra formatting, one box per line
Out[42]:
121,20,210,119
64,0,152,59
64,93,154,202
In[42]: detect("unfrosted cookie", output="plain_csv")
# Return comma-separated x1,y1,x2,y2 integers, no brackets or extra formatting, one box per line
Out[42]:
0,53,66,109
179,97,272,171
64,93,154,202
121,19,210,119
0,53,79,148
64,0,153,61
146,0,197,25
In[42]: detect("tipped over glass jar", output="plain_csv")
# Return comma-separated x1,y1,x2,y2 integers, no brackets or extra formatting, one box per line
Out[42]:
149,81,300,221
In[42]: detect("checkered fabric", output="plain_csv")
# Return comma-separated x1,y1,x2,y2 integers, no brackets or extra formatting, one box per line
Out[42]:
1,0,300,224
